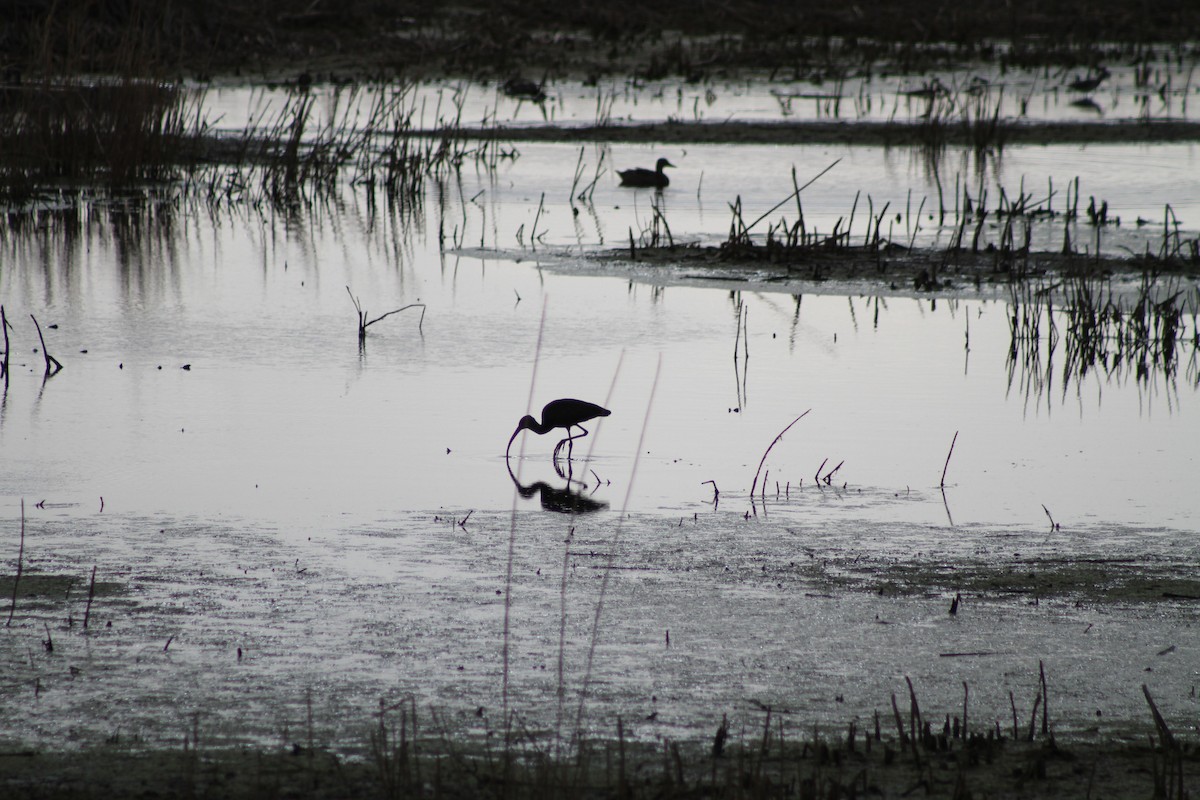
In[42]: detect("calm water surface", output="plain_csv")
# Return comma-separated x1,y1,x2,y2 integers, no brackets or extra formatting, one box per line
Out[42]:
204,55,1200,134
0,132,1197,752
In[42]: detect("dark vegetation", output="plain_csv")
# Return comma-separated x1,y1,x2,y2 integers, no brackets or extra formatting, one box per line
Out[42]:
3,0,1200,202
4,0,1200,79
0,675,1195,799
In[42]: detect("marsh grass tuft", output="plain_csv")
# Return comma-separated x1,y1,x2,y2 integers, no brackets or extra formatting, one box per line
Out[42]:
346,664,1191,800
2,69,511,223
217,83,507,213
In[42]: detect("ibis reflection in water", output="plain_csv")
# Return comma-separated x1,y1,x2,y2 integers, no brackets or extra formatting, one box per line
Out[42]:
506,460,608,514
505,398,611,462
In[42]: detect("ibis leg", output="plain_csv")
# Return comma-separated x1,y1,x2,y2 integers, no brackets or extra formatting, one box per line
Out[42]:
553,425,590,462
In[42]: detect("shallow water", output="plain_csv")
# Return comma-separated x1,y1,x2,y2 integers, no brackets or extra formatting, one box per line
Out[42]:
1,127,1199,755
203,53,1200,136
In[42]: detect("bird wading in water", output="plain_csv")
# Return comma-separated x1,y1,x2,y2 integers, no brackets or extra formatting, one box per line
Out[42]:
618,158,674,188
506,398,611,461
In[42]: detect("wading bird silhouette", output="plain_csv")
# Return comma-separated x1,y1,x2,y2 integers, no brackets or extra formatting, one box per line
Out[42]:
618,158,674,188
505,398,611,461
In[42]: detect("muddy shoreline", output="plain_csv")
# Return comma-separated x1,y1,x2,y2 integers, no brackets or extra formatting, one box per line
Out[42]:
589,242,1200,298
0,719,1193,799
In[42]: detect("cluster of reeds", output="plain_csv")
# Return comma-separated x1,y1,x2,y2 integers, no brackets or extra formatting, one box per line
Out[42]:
202,83,508,213
2,0,516,213
934,175,1197,281
568,145,606,210
713,160,1097,278
354,664,1192,800
0,74,203,201
0,79,513,235
940,176,1056,279
0,0,211,202
628,196,674,252
715,160,895,271
1007,274,1198,401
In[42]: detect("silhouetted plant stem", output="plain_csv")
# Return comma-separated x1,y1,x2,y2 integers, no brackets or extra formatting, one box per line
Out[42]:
578,355,661,737
506,298,548,729
346,286,426,343
750,410,810,499
940,430,958,487
962,681,969,740
83,565,97,629
1,305,10,385
745,159,841,234
6,499,24,627
531,192,545,250
30,314,63,378
1040,660,1049,735
1142,684,1176,750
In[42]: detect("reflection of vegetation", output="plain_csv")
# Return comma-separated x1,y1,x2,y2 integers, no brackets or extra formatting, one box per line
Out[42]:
1007,275,1199,404
211,83,508,212
2,75,506,208
0,0,205,198
0,77,201,198
911,78,1008,158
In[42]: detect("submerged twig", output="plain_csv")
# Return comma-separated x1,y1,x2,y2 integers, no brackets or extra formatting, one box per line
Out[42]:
347,286,426,341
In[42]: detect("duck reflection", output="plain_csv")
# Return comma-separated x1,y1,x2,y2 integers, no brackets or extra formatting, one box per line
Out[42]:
507,462,608,514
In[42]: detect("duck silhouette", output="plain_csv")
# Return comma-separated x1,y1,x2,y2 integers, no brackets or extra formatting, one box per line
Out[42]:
1068,67,1110,94
503,77,547,103
618,158,674,188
